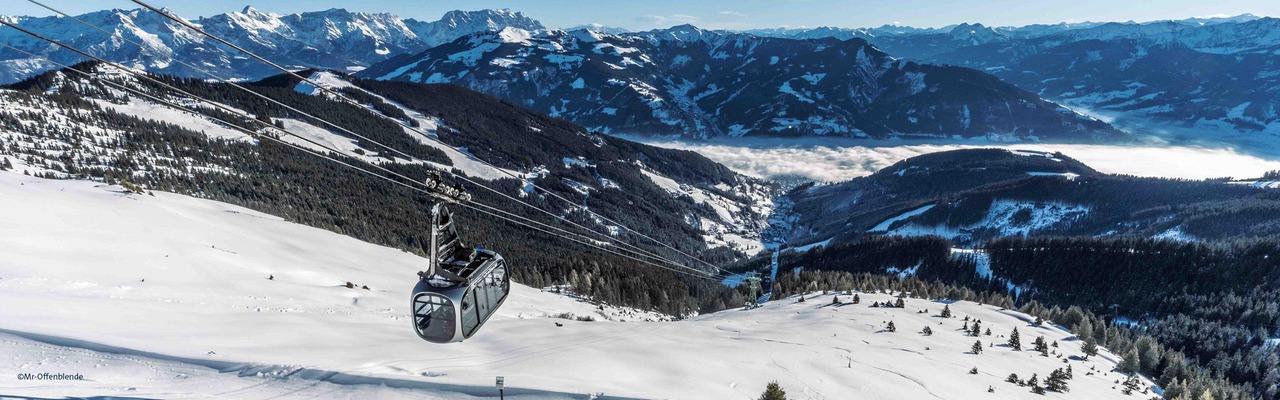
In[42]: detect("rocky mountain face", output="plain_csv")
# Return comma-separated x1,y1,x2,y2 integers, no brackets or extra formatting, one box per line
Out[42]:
0,7,545,83
359,25,1121,140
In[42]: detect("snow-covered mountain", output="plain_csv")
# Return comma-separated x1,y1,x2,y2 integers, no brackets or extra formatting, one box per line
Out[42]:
1,63,779,269
358,25,1121,140
749,15,1280,134
782,148,1280,247
0,172,1155,398
0,7,544,83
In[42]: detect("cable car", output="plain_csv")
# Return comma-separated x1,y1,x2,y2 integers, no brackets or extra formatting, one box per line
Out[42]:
411,204,510,343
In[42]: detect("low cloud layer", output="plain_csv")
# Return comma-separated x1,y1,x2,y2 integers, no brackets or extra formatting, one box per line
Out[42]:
629,137,1280,183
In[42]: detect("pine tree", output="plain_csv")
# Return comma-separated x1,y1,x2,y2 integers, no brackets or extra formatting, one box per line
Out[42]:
1046,368,1069,392
921,326,933,335
1198,388,1216,400
1030,385,1045,395
1081,338,1098,360
759,381,787,400
833,296,841,305
1119,348,1140,373
1008,327,1022,351
1006,373,1020,384
941,305,951,318
852,294,860,304
970,320,982,336
894,298,905,308
972,340,983,354
1027,373,1038,387
886,321,896,332
970,366,979,374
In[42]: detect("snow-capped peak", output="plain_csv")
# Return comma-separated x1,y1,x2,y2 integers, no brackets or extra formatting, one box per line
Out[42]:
0,7,549,84
496,26,533,43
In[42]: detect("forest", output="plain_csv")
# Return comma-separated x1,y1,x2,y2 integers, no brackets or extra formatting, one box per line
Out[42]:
763,235,1280,399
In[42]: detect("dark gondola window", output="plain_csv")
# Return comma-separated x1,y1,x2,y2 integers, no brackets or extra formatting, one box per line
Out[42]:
413,294,456,343
462,285,481,336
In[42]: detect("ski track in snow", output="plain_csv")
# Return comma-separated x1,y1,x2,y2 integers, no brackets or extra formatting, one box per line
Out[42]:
0,172,1156,399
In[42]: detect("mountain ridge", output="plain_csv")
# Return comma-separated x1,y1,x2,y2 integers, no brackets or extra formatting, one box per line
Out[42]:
358,25,1122,140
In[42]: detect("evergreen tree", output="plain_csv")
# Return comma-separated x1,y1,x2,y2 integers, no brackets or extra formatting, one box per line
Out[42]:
759,381,787,400
921,326,933,335
1119,348,1140,373
1046,368,1069,392
1030,385,1045,395
970,366,979,374
1006,373,1020,384
970,320,982,336
972,340,983,354
941,305,951,318
1198,388,1216,400
1081,338,1098,360
1075,318,1093,342
851,294,860,304
833,296,841,305
886,321,896,332
1027,373,1038,387
1008,328,1022,351
894,298,905,308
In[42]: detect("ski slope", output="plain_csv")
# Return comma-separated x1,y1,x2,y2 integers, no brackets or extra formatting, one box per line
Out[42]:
0,172,1155,399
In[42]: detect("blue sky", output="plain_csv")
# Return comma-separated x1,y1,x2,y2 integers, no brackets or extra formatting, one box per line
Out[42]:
7,0,1279,30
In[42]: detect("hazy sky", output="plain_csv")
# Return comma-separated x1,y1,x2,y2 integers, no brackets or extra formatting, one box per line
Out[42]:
6,0,1278,30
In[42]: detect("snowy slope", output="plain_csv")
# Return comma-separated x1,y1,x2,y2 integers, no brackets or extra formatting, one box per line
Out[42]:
0,172,1154,399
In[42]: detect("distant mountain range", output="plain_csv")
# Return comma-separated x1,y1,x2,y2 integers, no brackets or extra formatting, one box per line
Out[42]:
750,14,1280,133
358,25,1119,140
0,7,544,83
3,7,1279,138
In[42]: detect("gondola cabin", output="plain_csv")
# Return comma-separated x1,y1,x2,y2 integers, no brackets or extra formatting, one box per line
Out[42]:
411,204,510,343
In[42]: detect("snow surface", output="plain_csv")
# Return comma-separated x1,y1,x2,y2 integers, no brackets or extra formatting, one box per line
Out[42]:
93,98,253,142
292,71,520,181
0,172,1155,398
885,200,1090,241
870,204,936,232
